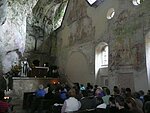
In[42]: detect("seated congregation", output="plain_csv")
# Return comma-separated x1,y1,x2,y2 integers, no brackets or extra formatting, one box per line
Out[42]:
22,82,150,113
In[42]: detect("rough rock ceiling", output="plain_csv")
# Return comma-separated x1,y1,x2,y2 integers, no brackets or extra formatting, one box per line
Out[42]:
0,0,68,73
25,0,69,53
28,0,68,32
0,0,68,30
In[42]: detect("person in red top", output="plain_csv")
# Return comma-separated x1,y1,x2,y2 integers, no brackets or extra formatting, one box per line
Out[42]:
0,90,11,113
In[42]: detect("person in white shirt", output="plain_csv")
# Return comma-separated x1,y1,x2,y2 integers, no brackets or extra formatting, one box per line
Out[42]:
61,88,81,113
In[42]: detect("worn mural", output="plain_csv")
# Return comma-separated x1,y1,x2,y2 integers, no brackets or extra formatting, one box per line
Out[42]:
57,0,150,91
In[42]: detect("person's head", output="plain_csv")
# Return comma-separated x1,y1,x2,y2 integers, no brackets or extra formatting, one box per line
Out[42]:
144,101,150,113
95,87,103,96
94,85,98,89
0,90,5,100
89,85,93,90
144,95,150,102
80,84,84,87
139,90,144,96
104,88,110,95
38,84,44,90
132,92,140,99
87,82,91,87
125,88,131,93
81,90,88,97
115,95,125,109
113,86,120,95
68,88,76,97
73,83,80,90
120,88,126,94
114,86,118,88
109,96,115,106
126,97,137,109
147,90,150,95
125,88,131,97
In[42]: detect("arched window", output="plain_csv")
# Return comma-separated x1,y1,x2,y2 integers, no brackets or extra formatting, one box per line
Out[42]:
95,42,108,77
86,0,97,5
107,8,115,20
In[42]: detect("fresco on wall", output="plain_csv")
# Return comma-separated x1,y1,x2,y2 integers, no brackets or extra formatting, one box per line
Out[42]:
109,41,131,71
65,0,95,45
67,0,87,25
68,17,95,45
132,43,144,70
109,9,145,71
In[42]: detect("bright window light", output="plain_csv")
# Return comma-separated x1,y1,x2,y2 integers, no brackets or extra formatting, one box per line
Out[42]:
87,0,97,5
107,8,115,20
132,0,141,6
137,0,141,4
86,0,105,7
95,43,108,78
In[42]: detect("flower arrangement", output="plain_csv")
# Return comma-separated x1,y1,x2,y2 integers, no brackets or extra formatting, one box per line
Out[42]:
11,64,21,76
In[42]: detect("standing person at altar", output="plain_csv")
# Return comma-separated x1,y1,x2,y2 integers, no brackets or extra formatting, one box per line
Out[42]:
21,58,31,77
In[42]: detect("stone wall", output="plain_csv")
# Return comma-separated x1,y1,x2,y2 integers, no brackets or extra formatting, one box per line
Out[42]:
56,0,150,92
0,0,7,25
0,0,38,73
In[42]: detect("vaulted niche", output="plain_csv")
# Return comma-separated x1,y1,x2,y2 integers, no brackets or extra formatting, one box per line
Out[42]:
86,0,104,7
66,52,91,85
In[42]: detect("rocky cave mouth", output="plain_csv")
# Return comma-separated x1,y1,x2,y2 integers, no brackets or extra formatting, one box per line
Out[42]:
0,0,68,73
